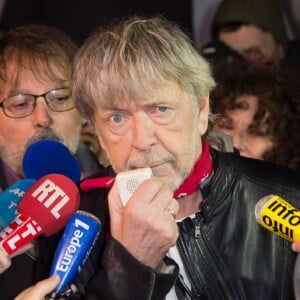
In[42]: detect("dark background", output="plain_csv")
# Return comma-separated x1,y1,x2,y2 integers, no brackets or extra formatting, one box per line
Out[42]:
0,0,193,44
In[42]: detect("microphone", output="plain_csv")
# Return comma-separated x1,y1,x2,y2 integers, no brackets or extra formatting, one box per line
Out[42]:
0,174,80,255
255,194,300,300
255,194,300,242
22,140,81,183
0,179,35,229
48,211,101,299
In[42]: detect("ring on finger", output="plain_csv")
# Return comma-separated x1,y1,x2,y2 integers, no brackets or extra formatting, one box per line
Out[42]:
163,207,177,219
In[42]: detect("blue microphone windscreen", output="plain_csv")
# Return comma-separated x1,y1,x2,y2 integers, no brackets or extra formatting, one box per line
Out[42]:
0,179,36,229
22,140,81,183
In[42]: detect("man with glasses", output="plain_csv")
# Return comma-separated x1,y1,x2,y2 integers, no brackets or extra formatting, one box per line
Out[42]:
0,24,105,299
0,87,73,119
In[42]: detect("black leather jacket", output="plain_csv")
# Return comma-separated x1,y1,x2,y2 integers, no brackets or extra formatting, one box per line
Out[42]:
84,149,300,300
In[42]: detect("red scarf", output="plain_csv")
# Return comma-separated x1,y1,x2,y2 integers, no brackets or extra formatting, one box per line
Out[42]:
80,140,213,199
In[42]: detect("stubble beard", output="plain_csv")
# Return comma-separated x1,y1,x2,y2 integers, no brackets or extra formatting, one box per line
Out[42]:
108,125,201,191
0,125,81,176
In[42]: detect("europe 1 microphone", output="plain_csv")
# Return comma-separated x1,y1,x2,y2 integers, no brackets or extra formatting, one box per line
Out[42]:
0,173,80,256
48,210,101,299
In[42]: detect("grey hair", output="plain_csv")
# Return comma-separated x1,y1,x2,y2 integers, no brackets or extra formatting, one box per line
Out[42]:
71,16,216,129
0,24,78,88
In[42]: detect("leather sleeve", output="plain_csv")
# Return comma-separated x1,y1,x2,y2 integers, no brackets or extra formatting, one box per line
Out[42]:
85,237,179,300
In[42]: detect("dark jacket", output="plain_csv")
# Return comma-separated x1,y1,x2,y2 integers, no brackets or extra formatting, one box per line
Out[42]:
83,149,300,299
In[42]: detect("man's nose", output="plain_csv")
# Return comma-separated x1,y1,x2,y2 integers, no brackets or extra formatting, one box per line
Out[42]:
132,113,156,151
32,97,52,128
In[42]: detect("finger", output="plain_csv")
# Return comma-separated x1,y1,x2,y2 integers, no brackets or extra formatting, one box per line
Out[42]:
125,178,178,221
10,243,34,258
108,181,123,211
292,242,300,252
142,179,177,212
132,177,168,208
0,250,11,274
163,206,178,220
168,199,179,217
15,275,60,300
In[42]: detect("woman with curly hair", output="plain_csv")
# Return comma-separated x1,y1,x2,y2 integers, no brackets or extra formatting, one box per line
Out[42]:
211,59,300,171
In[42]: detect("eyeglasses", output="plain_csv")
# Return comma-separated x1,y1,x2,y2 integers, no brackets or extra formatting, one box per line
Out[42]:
0,87,75,118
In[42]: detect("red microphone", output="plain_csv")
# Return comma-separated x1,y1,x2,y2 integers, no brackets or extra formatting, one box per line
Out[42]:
0,174,80,255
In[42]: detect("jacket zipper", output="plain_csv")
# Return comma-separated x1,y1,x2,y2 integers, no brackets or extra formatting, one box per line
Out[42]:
177,216,243,299
147,272,155,300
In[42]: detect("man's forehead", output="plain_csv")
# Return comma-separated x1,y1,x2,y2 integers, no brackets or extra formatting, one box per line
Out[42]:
97,80,182,109
5,56,67,85
99,97,152,111
2,63,67,92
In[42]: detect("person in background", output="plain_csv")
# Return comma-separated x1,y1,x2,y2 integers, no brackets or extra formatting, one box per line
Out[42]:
0,24,106,299
211,59,300,170
202,0,300,68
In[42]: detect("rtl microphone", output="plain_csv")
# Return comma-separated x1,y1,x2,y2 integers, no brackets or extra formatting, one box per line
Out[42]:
0,179,35,229
255,194,300,242
48,211,101,299
0,174,80,255
22,140,81,183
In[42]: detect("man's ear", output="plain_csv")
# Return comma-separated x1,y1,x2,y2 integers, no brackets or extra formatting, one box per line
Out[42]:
197,95,210,135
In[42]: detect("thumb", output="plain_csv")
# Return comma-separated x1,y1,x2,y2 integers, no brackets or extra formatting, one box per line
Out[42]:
108,181,125,238
14,275,60,300
108,181,124,211
0,250,11,274
10,243,34,258
292,241,300,252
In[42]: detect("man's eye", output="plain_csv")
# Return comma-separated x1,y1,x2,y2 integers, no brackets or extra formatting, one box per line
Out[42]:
156,106,169,113
10,99,31,110
14,101,28,107
110,113,123,123
53,96,69,102
106,112,129,134
151,105,170,115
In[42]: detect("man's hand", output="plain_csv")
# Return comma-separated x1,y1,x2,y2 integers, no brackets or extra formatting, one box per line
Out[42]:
14,275,60,300
292,242,300,252
109,177,179,269
0,243,33,274
0,249,11,273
